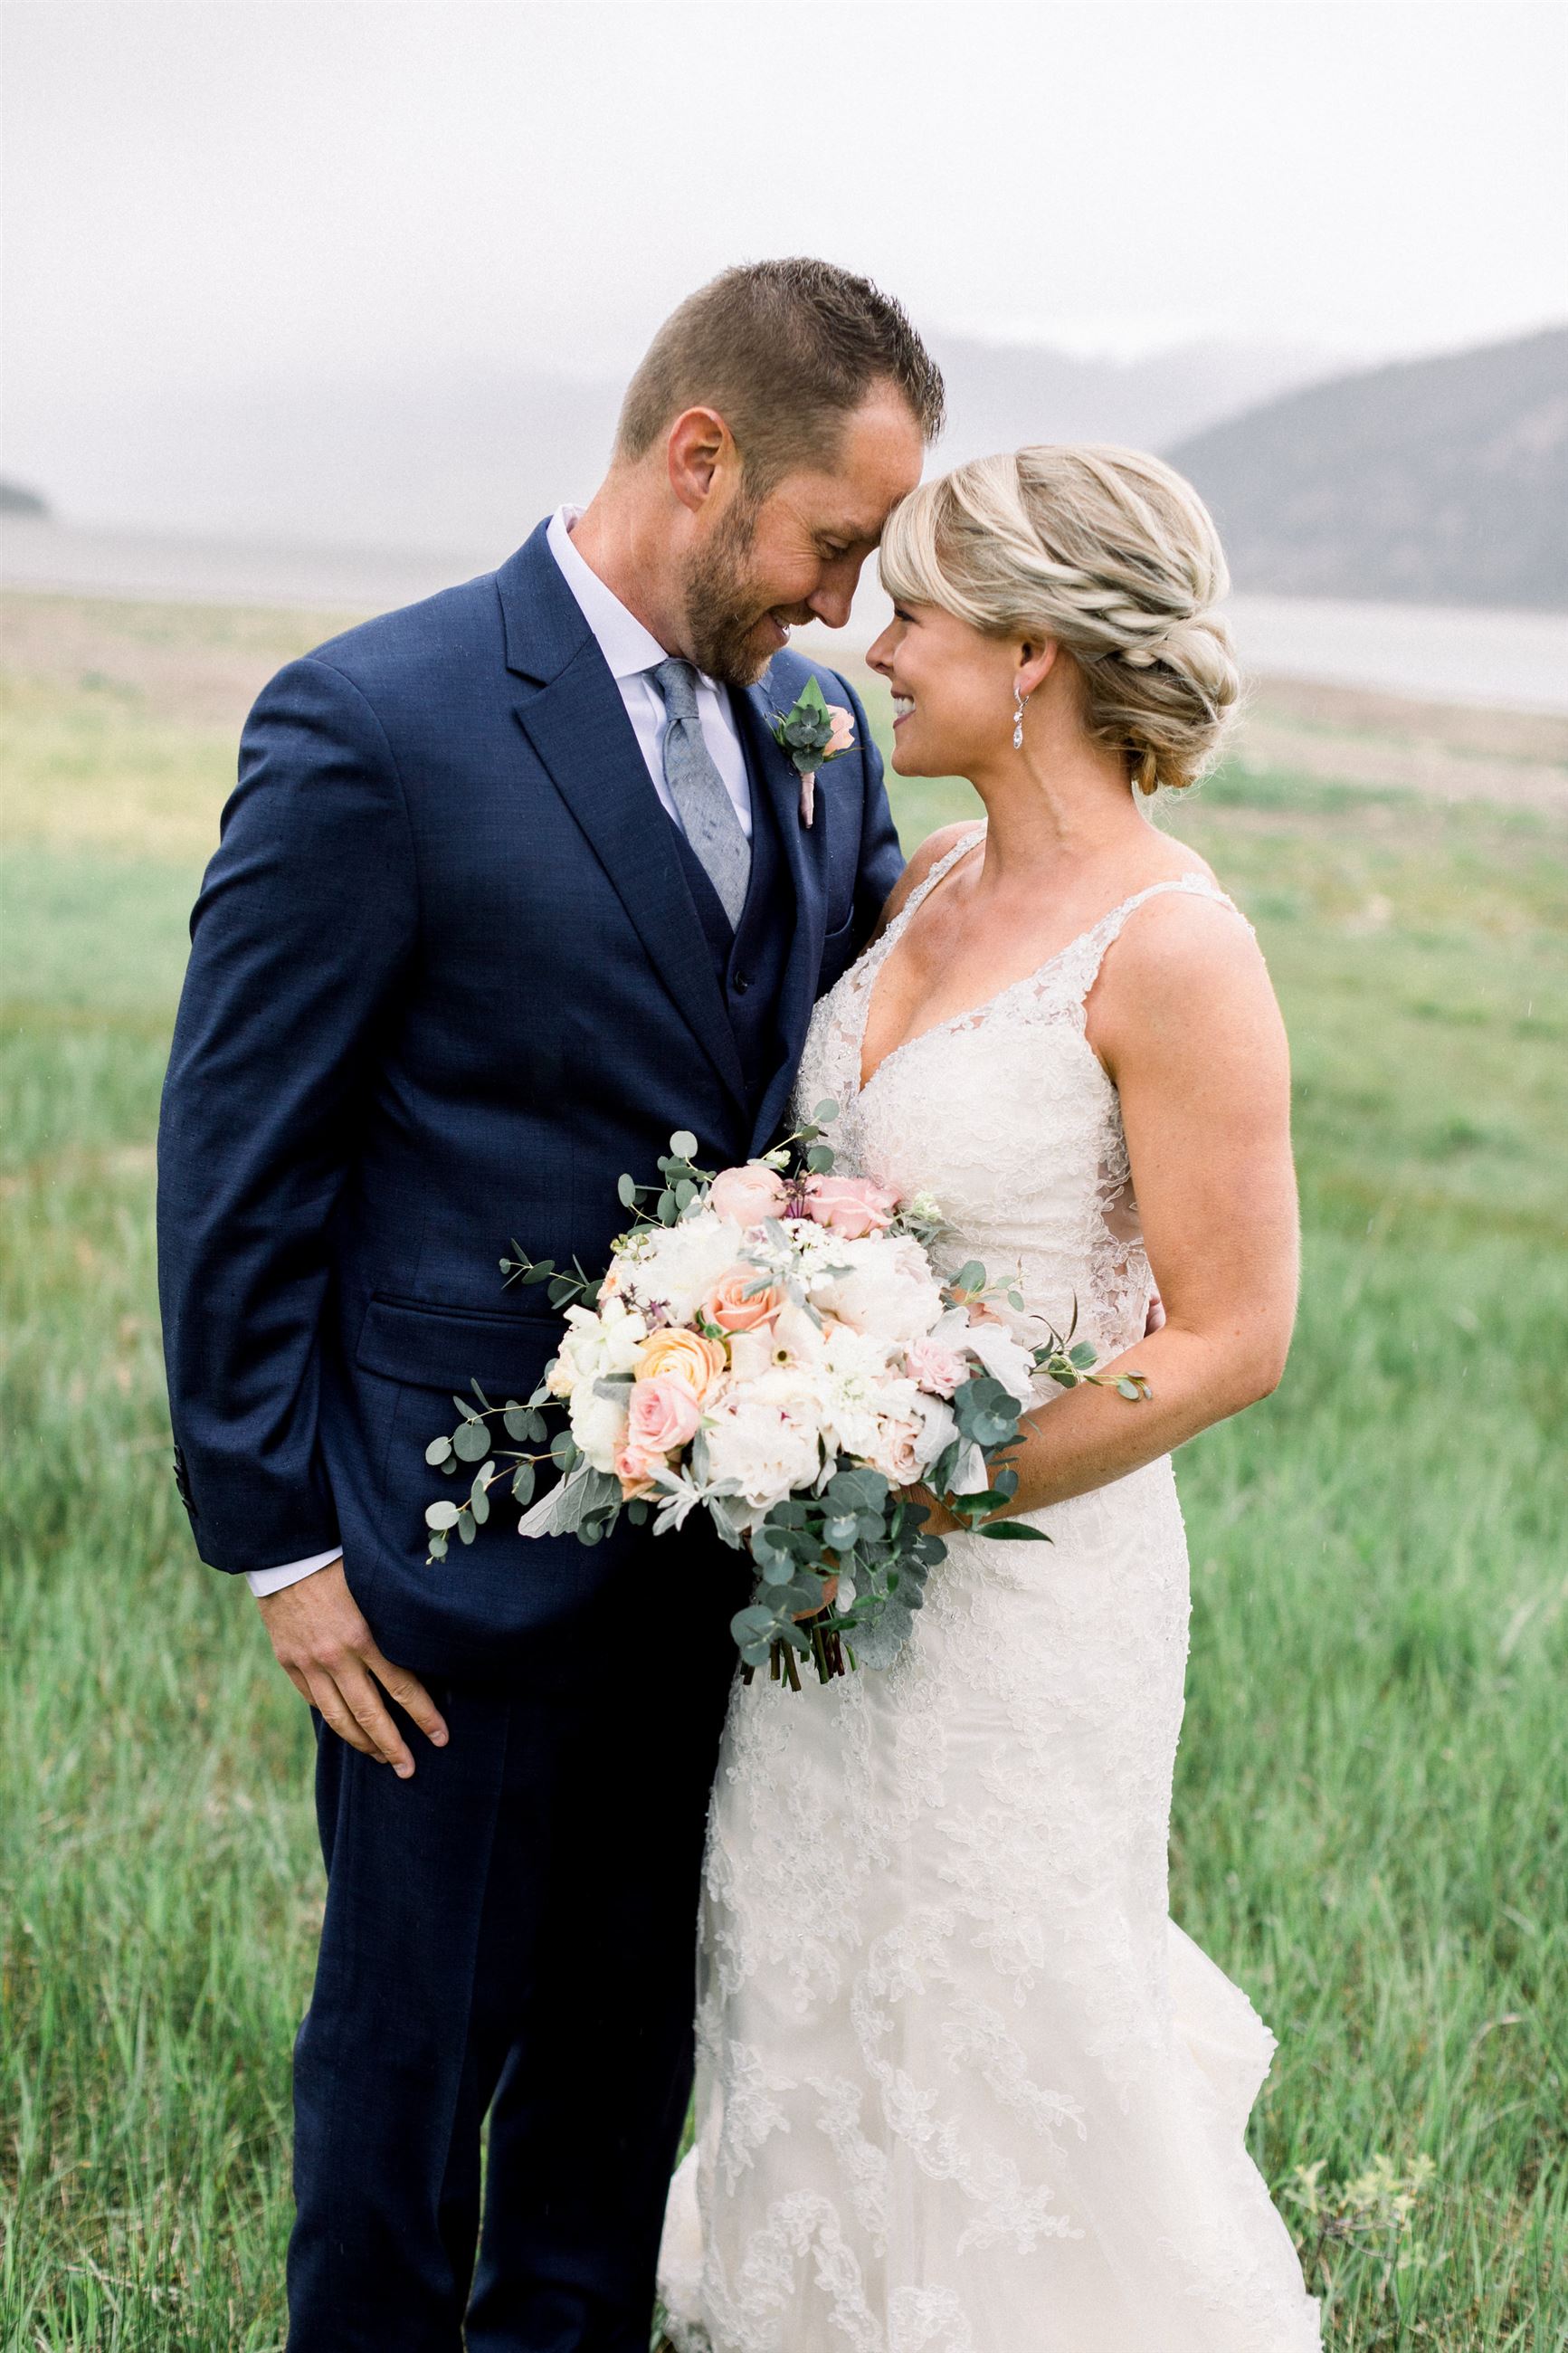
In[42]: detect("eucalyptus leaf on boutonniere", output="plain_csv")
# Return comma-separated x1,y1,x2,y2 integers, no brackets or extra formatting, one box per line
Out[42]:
769,674,856,828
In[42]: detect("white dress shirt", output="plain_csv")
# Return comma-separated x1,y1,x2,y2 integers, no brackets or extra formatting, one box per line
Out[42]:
544,505,752,836
245,506,750,1598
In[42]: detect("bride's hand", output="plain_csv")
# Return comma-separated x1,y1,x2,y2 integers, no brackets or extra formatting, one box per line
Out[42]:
794,1573,840,1622
906,1484,963,1537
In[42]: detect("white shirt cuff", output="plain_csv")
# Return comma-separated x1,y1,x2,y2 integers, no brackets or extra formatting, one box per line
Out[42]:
245,1548,343,1598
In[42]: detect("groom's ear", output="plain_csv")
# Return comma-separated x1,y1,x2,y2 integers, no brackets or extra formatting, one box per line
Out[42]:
667,406,740,514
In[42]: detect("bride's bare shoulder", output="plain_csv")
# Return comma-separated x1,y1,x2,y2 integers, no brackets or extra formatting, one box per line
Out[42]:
870,821,982,942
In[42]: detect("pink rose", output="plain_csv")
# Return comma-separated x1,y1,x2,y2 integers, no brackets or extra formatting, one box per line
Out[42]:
708,1161,789,1228
702,1269,785,1335
875,1418,926,1484
803,1172,898,1239
824,703,856,757
905,1336,966,1398
613,1441,660,1499
626,1372,702,1456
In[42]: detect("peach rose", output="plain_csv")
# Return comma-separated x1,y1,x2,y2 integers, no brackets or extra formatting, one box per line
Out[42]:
626,1373,702,1457
635,1326,727,1399
905,1336,967,1398
708,1161,788,1228
702,1268,785,1335
803,1172,898,1239
824,703,856,757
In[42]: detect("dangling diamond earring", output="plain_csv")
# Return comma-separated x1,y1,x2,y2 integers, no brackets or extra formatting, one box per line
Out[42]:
1012,684,1027,749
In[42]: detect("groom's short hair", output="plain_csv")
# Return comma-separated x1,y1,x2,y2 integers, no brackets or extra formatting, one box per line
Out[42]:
616,259,945,491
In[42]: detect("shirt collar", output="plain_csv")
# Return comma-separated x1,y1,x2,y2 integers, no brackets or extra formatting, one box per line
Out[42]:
546,504,672,682
546,505,725,696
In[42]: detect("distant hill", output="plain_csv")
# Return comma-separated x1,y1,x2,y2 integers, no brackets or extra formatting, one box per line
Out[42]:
1167,328,1568,611
929,337,1331,464
0,478,50,518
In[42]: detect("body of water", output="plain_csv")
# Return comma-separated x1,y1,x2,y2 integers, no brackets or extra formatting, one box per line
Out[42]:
5,518,1566,715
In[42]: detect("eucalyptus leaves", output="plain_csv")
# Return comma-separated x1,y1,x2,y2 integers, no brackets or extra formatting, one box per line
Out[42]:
420,1110,1149,1681
768,675,856,828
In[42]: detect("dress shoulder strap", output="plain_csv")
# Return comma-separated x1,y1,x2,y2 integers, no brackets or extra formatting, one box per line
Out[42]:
1068,872,1253,1002
884,823,986,947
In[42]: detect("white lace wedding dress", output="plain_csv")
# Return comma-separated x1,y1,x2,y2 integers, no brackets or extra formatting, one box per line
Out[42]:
659,827,1321,2351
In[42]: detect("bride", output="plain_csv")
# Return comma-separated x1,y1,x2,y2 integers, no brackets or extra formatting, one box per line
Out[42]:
658,444,1320,2351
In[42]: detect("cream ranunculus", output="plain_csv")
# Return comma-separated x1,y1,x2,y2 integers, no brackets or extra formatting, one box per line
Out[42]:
635,1325,727,1401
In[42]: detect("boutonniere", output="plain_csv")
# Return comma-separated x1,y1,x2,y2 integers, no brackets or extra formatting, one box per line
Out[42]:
768,675,855,829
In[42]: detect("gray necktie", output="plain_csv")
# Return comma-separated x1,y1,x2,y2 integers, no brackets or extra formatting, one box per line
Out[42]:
650,658,752,928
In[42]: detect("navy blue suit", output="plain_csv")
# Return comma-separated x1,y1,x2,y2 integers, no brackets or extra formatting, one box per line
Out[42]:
157,521,903,2349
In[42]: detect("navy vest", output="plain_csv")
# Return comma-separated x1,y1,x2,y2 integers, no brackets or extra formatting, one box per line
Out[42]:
666,729,794,1133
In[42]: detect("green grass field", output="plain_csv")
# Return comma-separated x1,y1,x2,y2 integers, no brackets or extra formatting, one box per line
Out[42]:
2,593,1565,2349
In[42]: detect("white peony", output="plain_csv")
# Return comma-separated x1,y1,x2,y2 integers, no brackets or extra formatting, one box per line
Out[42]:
814,1233,946,1347
816,1321,912,1462
624,1214,750,1326
701,1369,825,1510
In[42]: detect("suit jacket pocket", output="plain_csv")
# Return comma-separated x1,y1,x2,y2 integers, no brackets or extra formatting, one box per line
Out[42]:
816,910,860,998
356,1293,561,1397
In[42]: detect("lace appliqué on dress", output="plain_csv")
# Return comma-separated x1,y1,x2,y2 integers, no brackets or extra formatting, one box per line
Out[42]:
659,829,1318,2353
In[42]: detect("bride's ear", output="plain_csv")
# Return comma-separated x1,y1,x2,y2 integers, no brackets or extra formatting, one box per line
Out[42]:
1014,639,1059,700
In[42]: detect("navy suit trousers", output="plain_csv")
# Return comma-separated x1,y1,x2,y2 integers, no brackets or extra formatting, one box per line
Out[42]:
286,1618,739,2351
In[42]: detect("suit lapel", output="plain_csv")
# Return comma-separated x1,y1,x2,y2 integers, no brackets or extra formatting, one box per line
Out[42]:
499,529,747,1113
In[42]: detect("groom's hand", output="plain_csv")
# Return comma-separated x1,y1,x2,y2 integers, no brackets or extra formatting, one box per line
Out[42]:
258,1560,449,1777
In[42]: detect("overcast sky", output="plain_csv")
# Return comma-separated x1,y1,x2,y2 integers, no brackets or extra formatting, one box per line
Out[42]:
0,0,1561,546
6,0,1567,373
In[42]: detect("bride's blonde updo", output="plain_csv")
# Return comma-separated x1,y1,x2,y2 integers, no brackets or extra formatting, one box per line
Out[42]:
879,443,1241,794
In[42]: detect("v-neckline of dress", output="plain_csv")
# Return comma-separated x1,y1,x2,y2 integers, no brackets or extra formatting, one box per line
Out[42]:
852,827,1238,1100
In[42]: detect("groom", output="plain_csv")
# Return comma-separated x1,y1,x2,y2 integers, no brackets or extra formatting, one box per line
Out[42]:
158,259,943,2349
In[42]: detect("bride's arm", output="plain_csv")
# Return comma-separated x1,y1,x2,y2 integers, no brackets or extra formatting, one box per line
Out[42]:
962,893,1298,1519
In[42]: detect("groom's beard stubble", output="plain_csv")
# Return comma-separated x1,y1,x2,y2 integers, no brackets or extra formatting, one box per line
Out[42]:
681,494,782,690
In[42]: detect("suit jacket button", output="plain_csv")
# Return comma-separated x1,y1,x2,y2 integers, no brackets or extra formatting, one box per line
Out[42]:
732,973,752,996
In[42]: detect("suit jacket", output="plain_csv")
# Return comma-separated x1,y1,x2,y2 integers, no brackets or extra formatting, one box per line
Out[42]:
157,520,904,1676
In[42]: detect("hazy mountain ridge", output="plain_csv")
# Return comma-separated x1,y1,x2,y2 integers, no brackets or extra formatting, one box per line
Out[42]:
14,329,1563,614
4,338,1335,555
930,337,1335,463
1167,327,1568,611
0,479,50,516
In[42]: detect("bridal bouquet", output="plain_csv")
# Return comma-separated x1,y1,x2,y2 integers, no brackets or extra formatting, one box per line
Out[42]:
421,1110,1147,1683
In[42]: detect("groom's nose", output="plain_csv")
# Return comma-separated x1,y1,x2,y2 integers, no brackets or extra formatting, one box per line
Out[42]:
807,564,861,631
